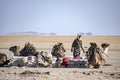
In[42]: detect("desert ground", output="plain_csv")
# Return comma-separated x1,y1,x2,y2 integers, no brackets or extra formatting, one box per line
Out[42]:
0,36,120,80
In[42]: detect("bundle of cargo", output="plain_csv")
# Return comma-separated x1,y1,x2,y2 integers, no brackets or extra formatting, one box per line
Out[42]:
65,57,88,68
10,56,37,67
9,42,53,67
37,51,52,67
20,42,37,56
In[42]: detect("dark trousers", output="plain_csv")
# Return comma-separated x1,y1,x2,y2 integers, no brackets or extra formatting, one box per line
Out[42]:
73,49,80,58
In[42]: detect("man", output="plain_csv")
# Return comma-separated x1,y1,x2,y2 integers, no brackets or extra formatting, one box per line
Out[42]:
71,34,85,59
51,43,66,60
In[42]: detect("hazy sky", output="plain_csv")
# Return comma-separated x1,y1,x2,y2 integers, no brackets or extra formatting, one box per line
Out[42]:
0,0,120,35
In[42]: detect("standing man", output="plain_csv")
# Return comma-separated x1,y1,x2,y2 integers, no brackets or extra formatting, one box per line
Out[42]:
71,34,85,59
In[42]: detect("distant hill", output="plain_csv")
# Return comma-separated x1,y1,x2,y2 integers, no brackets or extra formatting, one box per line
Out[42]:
6,31,56,36
3,31,92,36
79,32,92,36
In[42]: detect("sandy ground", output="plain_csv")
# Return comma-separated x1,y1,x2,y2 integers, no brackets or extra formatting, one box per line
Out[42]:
0,36,120,80
0,50,120,80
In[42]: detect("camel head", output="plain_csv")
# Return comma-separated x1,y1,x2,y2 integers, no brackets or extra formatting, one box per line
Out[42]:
90,42,97,49
101,43,110,57
9,46,20,56
101,43,110,49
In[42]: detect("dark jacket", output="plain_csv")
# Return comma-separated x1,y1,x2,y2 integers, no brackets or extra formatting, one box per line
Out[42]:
71,38,85,52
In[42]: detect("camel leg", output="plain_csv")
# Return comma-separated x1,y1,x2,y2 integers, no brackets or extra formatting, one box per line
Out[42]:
87,63,94,68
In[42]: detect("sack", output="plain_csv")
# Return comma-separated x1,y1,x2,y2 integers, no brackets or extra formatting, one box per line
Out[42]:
61,57,69,67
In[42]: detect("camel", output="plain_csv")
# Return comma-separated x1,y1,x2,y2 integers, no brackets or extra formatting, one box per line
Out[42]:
9,42,37,56
101,43,110,57
0,52,10,67
86,42,106,68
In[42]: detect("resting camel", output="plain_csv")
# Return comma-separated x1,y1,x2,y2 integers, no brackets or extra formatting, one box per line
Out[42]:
86,42,106,68
0,52,10,67
9,42,37,56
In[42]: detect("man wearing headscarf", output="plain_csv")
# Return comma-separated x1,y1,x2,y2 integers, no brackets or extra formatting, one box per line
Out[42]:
71,34,85,59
